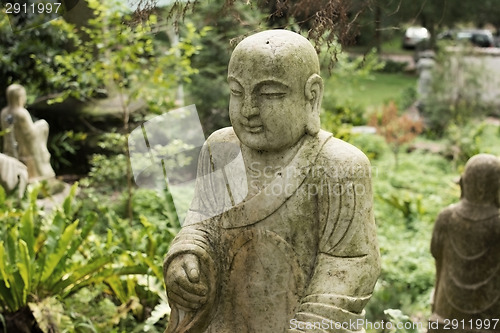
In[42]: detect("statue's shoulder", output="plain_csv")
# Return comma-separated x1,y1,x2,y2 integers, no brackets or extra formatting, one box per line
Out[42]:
434,205,456,229
202,127,240,164
205,127,239,145
317,130,370,168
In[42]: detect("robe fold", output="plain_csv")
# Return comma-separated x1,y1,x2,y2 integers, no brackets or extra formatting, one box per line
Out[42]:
429,203,500,333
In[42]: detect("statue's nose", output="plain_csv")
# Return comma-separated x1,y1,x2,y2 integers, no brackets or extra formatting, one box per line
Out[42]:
241,96,259,118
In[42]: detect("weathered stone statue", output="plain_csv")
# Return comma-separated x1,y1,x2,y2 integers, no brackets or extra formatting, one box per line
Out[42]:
1,84,55,181
416,55,435,102
163,30,380,333
429,154,500,333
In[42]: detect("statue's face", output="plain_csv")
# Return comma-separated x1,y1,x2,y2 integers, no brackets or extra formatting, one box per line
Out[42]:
228,48,308,152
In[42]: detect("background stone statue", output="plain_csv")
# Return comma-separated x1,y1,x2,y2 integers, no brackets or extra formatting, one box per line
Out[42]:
1,84,55,181
429,154,500,333
416,54,435,103
163,30,380,333
0,152,28,198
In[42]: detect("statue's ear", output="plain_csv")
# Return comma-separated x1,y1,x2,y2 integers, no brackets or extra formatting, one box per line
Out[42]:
304,74,323,136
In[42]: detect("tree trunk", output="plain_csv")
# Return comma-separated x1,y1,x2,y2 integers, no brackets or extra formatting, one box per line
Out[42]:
374,5,382,54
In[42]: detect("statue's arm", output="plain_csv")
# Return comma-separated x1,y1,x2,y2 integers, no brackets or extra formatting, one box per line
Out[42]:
430,209,449,259
289,152,380,333
17,108,35,127
164,128,236,290
429,208,449,313
163,222,220,333
163,133,225,333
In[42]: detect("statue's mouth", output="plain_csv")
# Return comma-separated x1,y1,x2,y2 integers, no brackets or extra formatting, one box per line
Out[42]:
243,125,264,133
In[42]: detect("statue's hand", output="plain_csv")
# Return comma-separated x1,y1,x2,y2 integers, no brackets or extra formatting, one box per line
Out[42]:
165,253,209,311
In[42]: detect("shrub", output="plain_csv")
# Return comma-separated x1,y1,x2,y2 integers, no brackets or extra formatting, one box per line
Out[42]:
0,184,149,332
349,133,388,160
420,46,492,137
378,59,409,73
369,101,423,169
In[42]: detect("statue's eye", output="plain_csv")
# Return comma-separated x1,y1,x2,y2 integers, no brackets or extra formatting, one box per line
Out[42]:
261,92,286,99
229,81,244,97
230,89,243,97
260,83,288,99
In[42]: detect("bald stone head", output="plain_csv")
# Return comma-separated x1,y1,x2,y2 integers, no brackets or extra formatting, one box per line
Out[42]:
6,84,26,108
461,154,500,207
228,30,323,152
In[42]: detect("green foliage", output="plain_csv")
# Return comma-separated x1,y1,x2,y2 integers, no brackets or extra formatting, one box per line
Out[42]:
445,123,486,169
349,133,388,160
0,11,79,106
323,48,384,82
320,109,353,141
12,0,204,114
0,183,156,332
181,0,267,134
81,132,129,191
106,188,180,260
322,100,367,127
378,59,409,73
366,150,458,321
0,184,144,312
398,86,418,111
323,71,416,112
378,191,424,230
49,130,87,170
75,182,179,330
320,51,384,140
384,309,420,333
87,153,129,190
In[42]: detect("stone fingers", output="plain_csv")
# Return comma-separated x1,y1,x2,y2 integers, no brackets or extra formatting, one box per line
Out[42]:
168,284,208,310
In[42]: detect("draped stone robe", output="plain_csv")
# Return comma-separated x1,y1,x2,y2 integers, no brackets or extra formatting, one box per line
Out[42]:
430,202,500,333
164,128,380,333
1,106,55,181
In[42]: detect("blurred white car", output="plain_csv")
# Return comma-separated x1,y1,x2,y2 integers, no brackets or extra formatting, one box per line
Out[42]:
402,27,430,49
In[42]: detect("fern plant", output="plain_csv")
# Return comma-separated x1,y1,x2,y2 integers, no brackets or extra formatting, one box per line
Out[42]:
0,183,147,332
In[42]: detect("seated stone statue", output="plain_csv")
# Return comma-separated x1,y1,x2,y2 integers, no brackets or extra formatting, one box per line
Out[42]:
1,84,55,181
429,154,500,333
163,30,380,333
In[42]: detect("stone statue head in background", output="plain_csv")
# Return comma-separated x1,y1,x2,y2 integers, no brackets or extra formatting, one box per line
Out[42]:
460,153,500,208
430,154,500,332
6,84,27,108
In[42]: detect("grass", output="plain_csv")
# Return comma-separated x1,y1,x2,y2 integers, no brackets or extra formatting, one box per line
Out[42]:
323,71,418,112
479,123,500,155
